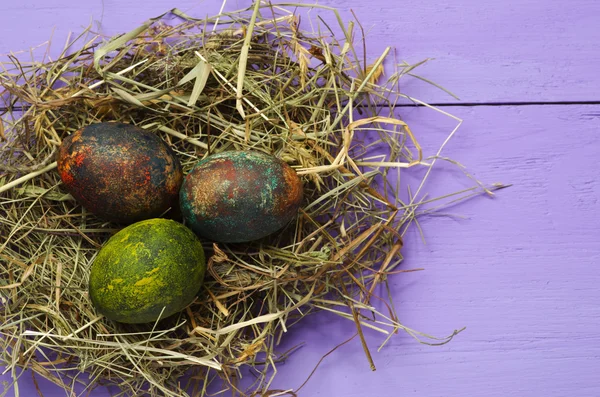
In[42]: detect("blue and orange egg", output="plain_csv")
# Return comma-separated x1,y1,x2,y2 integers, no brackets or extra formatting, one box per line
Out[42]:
57,122,182,224
179,151,304,243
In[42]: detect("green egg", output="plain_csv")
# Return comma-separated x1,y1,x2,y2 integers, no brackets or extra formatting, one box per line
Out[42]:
88,218,206,324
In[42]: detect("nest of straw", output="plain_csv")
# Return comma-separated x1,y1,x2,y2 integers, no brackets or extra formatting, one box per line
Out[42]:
0,3,501,396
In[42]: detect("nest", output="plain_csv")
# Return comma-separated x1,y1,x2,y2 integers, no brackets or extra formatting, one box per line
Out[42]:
0,3,501,396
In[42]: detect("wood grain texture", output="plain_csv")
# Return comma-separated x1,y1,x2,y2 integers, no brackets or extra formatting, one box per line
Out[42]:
4,102,599,396
1,0,599,104
268,104,600,396
2,0,600,396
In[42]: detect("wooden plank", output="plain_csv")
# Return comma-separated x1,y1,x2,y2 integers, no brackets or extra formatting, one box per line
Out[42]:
265,103,600,396
2,102,599,395
1,0,599,104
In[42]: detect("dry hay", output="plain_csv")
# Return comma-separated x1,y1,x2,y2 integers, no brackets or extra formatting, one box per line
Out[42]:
0,3,502,396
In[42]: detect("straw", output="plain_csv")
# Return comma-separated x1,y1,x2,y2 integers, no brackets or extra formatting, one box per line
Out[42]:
0,2,504,396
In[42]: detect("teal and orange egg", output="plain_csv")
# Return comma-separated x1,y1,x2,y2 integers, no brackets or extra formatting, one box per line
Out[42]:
57,122,183,224
179,151,304,243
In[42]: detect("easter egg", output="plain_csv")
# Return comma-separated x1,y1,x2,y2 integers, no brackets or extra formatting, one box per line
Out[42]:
88,218,206,324
179,151,303,243
57,122,182,224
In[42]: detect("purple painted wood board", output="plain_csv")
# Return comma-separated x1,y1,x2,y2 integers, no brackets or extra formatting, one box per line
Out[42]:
2,0,600,104
2,1,600,396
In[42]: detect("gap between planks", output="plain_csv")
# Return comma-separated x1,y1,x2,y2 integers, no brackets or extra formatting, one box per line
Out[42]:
3,101,600,114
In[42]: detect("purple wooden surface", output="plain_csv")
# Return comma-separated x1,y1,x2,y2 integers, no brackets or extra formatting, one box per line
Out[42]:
2,0,600,104
2,1,600,396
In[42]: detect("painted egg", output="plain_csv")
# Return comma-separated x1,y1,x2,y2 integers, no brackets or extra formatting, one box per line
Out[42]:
57,122,183,224
179,151,304,243
88,218,206,324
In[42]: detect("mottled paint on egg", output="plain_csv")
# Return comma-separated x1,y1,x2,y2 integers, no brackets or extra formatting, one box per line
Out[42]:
88,218,206,324
179,151,304,243
57,122,182,224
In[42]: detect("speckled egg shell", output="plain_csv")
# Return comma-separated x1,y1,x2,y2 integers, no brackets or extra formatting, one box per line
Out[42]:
57,122,183,224
179,151,303,243
88,218,206,324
